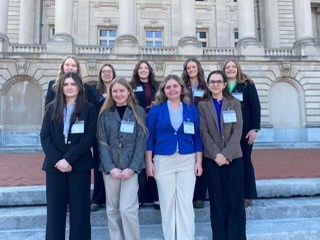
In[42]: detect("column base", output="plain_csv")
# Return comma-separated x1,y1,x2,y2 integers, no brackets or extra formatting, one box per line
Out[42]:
0,34,9,52
114,34,139,54
178,36,202,55
236,39,264,56
47,33,74,54
292,41,320,56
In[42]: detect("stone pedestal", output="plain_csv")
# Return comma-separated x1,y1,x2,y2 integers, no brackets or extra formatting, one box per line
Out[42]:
292,41,320,56
46,33,74,54
236,40,264,56
0,34,9,52
178,36,202,55
113,34,139,55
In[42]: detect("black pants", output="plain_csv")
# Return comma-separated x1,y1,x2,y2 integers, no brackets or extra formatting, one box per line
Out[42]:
193,173,208,201
46,171,91,240
91,167,106,205
204,157,246,240
241,135,257,199
138,169,159,203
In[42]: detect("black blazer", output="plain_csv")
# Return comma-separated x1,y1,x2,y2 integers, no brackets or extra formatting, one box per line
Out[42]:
40,102,97,172
131,82,159,112
231,82,261,134
45,80,99,109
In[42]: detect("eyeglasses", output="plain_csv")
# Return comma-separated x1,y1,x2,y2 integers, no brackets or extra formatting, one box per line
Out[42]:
208,80,224,85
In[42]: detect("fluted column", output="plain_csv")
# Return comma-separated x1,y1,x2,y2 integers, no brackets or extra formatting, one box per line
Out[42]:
293,0,315,44
178,0,201,55
237,0,256,42
0,0,9,52
47,0,74,53
114,0,138,54
19,0,36,44
264,0,280,48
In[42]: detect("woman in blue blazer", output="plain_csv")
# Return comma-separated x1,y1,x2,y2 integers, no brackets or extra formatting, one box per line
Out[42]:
146,74,203,240
40,72,97,240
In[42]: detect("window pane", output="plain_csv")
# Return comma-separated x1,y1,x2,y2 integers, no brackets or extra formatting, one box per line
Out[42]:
146,31,153,38
155,41,163,47
201,42,207,47
110,30,116,37
155,31,162,38
199,32,206,38
234,32,239,39
100,40,108,46
109,41,115,46
146,41,153,47
100,30,108,36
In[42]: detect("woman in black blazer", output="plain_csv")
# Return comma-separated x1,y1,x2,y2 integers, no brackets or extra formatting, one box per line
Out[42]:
130,60,160,209
223,59,261,207
40,72,97,240
181,58,208,209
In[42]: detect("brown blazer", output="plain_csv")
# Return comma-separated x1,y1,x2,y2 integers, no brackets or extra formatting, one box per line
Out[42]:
198,97,243,162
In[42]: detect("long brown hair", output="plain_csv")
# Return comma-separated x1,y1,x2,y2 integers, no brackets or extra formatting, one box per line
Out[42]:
222,59,253,84
99,77,148,135
153,74,191,105
131,60,158,90
50,72,87,123
181,58,206,88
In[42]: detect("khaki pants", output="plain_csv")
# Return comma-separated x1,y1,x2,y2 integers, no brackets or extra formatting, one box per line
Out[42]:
103,173,140,240
154,153,196,240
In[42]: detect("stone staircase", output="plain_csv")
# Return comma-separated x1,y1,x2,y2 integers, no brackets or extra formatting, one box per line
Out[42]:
0,178,319,240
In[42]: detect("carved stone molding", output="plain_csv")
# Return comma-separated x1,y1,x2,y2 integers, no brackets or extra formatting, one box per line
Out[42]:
281,62,291,78
16,60,29,75
86,60,98,76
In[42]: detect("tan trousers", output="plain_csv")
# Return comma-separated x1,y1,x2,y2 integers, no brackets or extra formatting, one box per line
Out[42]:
103,173,140,240
154,153,196,240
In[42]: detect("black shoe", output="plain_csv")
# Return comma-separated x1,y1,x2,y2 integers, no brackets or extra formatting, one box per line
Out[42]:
153,201,160,210
193,200,205,209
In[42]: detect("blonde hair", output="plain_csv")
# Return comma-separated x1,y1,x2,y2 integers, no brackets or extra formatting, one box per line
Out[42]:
99,77,148,135
153,74,190,105
222,59,253,84
53,56,80,91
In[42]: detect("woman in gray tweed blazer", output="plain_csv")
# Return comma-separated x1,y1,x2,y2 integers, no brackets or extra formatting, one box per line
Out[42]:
97,77,148,240
198,70,246,240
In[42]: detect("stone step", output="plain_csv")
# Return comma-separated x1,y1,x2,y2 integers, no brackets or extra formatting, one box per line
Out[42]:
1,178,319,207
0,197,320,231
0,218,319,240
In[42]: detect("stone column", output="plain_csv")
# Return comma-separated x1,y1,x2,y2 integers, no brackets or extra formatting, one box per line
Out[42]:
0,0,9,52
114,0,139,54
19,0,36,44
264,0,280,48
292,0,320,55
236,0,264,55
293,0,314,43
178,0,202,55
47,0,74,53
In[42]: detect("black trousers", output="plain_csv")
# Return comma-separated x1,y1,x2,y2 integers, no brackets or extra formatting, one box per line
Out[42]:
46,171,91,240
204,157,246,240
241,135,258,199
193,173,208,201
138,169,159,203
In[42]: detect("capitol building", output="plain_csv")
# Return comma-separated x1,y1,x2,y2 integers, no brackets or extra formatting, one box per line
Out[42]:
0,0,319,149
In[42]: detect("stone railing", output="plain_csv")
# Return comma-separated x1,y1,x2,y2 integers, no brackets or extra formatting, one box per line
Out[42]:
140,47,177,55
203,47,236,56
10,44,47,53
75,45,113,54
264,48,293,56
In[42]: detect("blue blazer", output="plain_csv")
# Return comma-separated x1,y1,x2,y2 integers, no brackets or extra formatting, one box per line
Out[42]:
147,101,203,155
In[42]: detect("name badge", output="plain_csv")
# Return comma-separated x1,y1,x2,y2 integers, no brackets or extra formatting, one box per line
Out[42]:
71,120,85,134
183,121,195,134
134,86,143,92
120,120,135,133
232,92,243,101
222,110,237,123
193,89,204,98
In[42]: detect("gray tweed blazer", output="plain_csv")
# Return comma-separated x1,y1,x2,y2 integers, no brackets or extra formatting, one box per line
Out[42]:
198,97,243,162
98,105,147,174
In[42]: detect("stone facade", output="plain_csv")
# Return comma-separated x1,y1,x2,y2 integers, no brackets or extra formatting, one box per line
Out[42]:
0,0,320,148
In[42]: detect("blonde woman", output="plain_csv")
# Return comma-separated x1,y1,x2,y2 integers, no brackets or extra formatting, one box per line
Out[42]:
98,77,147,240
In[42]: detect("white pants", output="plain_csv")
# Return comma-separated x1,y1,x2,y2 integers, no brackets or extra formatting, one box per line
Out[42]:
103,173,140,240
154,153,196,240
